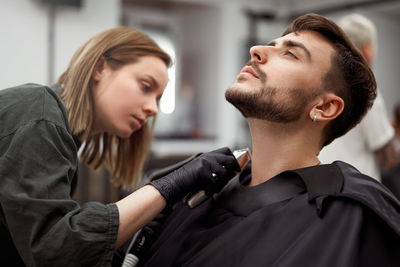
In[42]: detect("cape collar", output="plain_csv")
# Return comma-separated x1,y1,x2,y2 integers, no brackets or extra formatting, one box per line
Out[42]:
215,162,345,216
239,162,344,200
287,163,344,201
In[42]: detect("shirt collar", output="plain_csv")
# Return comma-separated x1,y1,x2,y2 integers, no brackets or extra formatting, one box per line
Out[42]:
49,83,82,149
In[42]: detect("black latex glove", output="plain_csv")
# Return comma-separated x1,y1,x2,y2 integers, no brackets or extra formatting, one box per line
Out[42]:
150,147,241,205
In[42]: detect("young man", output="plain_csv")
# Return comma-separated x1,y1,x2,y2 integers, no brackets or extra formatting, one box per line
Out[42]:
140,13,400,266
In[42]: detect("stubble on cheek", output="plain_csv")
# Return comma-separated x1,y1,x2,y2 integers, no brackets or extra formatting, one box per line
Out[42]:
226,84,318,123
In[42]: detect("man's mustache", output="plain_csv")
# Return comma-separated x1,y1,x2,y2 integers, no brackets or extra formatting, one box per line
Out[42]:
245,60,266,82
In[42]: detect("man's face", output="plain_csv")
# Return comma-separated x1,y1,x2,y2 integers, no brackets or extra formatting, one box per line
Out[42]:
226,31,335,122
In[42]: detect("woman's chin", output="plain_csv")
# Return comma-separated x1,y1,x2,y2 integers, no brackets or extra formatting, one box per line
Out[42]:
117,126,139,138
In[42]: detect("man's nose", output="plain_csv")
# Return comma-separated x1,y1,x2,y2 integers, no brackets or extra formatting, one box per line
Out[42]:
250,45,268,64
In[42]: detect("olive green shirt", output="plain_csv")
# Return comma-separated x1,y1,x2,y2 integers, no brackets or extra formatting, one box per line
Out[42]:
0,84,119,266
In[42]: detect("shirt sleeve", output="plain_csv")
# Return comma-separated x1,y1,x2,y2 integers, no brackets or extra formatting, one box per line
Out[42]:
360,91,394,151
0,119,119,267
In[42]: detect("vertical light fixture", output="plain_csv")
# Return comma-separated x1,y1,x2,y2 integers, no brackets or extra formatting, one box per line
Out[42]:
146,30,176,115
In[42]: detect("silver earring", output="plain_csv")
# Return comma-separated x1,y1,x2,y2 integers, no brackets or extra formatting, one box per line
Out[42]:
312,115,317,123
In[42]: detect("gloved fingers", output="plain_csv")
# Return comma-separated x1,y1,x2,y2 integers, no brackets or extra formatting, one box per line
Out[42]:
216,155,241,172
205,164,237,195
204,147,241,172
210,163,236,179
151,147,241,205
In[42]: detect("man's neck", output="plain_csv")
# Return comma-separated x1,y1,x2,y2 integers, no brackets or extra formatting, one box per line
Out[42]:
248,118,321,186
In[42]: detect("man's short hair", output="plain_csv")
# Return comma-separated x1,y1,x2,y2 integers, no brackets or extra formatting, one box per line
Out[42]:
283,13,377,147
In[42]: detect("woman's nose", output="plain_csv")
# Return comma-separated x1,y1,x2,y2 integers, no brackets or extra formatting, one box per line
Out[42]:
144,98,158,117
250,45,268,64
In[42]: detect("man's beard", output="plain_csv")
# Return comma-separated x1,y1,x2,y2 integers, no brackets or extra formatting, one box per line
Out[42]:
225,84,318,123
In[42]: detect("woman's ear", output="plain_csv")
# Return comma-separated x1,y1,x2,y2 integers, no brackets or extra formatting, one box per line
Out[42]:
93,56,107,82
309,93,344,123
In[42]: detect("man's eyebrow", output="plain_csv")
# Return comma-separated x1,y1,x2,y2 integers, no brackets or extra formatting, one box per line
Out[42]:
266,40,276,46
284,40,311,59
266,39,311,60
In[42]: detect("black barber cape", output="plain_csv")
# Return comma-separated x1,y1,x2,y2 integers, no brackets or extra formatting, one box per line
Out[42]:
141,161,400,267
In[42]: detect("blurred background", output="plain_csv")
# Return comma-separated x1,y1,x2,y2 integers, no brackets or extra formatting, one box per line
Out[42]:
2,0,400,203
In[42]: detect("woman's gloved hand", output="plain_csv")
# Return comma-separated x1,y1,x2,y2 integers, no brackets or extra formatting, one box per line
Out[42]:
150,147,241,205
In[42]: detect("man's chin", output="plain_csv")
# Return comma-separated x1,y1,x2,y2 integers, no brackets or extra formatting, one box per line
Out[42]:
225,84,245,98
224,86,237,103
225,84,251,100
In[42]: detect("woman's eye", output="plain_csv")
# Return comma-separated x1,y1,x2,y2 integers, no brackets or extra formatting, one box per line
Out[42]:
142,82,151,91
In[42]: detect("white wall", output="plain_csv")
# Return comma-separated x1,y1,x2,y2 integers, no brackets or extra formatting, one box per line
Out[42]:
0,0,121,90
0,0,48,88
54,0,121,83
214,3,253,149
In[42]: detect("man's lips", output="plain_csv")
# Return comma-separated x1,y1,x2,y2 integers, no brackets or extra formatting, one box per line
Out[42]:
240,66,259,79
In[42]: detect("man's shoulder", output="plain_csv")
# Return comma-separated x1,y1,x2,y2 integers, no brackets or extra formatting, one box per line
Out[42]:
333,160,397,199
0,83,69,138
311,161,400,234
335,161,400,227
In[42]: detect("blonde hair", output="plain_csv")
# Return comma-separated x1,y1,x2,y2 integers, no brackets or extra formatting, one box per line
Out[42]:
58,26,171,189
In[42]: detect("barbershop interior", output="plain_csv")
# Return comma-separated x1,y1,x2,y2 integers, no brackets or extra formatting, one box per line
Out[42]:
2,0,400,266
1,0,400,202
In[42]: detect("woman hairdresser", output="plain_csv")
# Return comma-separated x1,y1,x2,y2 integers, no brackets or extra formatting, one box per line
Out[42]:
0,26,239,267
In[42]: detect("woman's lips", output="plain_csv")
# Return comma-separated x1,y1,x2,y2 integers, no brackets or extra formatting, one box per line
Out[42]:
131,116,145,129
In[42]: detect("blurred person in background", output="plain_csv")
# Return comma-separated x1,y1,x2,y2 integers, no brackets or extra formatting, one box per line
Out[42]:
0,26,239,266
381,100,400,199
319,13,400,181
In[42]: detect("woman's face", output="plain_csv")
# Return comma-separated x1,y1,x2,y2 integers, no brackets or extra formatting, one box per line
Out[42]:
92,55,169,138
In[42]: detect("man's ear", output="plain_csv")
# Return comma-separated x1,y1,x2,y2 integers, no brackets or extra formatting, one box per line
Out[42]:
309,93,344,123
93,56,107,82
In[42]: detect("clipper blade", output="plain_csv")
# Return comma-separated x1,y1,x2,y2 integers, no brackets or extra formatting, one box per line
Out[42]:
233,148,252,171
